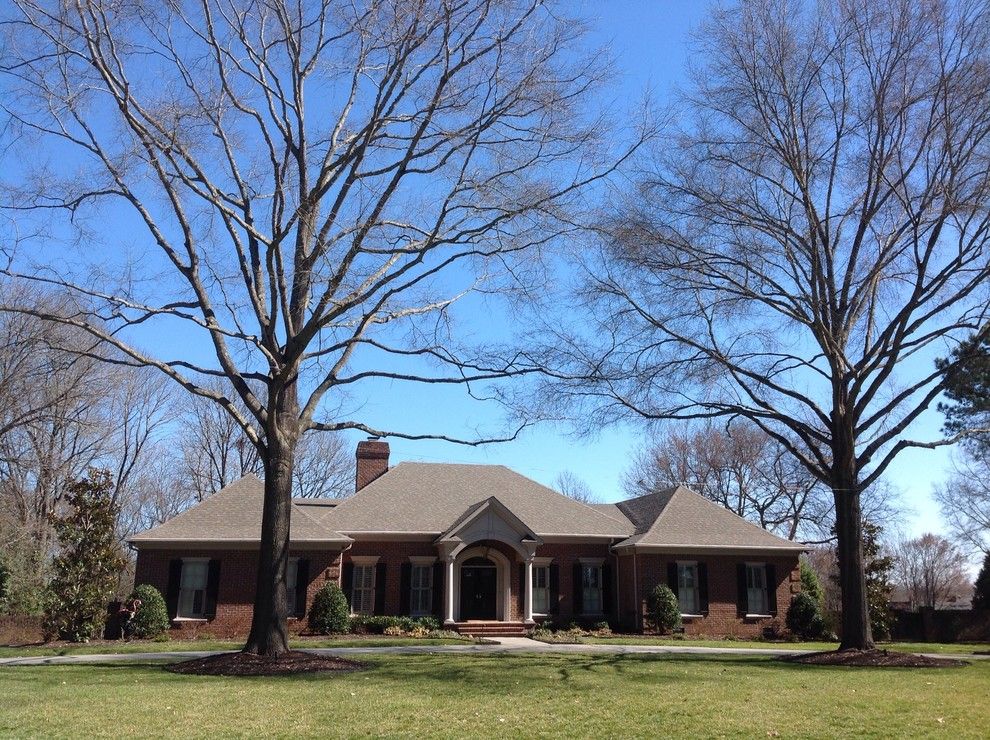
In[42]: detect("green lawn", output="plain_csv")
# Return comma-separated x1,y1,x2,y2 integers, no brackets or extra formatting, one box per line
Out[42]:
571,636,990,655
1,653,987,738
0,635,470,659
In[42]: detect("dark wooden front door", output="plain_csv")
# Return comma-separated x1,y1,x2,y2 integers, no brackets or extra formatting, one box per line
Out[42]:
460,558,497,620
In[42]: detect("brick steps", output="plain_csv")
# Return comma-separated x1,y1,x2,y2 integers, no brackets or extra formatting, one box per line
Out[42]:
453,621,529,637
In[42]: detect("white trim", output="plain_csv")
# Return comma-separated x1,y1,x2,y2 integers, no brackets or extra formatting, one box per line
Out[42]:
745,614,773,619
453,546,512,622
171,617,208,623
350,555,380,566
680,613,704,619
617,544,806,554
532,556,554,567
408,556,438,565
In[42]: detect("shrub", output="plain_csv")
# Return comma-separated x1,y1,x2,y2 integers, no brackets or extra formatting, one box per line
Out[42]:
973,552,990,611
647,584,682,634
128,584,170,639
786,592,826,639
308,582,350,634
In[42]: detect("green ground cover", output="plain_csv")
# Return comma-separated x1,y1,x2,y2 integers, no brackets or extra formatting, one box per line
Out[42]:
1,653,986,738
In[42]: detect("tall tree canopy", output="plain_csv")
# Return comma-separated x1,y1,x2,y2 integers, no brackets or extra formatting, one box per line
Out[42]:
0,0,639,657
543,0,990,649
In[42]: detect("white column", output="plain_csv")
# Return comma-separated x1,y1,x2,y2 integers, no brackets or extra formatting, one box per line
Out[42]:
523,557,535,625
444,556,456,625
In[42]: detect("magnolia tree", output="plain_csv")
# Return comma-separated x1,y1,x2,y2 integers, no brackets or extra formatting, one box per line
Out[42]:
0,0,640,657
541,0,990,649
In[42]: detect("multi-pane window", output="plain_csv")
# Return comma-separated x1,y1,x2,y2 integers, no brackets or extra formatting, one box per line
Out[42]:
410,565,433,615
352,564,375,615
677,562,699,614
178,559,208,618
286,558,299,614
581,564,603,614
533,566,550,614
746,564,769,614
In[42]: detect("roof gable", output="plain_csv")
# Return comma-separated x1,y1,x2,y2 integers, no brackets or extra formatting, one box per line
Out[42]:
435,496,543,555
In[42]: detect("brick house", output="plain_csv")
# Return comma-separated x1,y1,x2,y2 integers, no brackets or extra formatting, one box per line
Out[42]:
130,440,805,637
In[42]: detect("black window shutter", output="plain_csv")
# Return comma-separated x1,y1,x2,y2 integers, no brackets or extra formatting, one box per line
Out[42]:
165,559,182,619
572,562,583,615
399,563,412,615
205,559,221,619
766,564,777,615
342,562,354,610
549,564,560,615
517,564,526,617
373,562,387,615
736,563,748,615
698,562,709,615
667,561,679,596
295,559,310,618
432,562,444,619
602,563,613,619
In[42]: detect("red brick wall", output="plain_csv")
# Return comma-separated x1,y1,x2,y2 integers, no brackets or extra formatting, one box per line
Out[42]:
133,548,341,639
632,553,800,637
533,543,617,624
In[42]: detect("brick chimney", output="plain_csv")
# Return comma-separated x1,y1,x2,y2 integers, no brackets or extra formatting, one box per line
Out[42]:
355,437,390,492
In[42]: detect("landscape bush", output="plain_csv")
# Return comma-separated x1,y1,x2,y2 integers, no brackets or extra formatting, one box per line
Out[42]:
647,584,682,634
128,584,170,639
308,583,350,634
349,615,440,634
786,592,827,639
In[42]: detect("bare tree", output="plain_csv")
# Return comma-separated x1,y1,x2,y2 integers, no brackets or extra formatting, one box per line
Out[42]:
542,0,990,649
553,470,599,505
1,0,637,656
894,533,970,610
624,421,899,543
934,455,990,558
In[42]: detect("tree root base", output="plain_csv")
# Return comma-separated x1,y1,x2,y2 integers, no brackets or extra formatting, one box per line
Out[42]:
781,649,967,668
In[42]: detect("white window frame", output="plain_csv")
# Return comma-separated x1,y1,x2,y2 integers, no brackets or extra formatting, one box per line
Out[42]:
177,558,209,619
745,562,770,617
580,559,604,616
410,564,433,616
677,561,701,617
531,557,554,616
350,557,379,616
286,557,299,616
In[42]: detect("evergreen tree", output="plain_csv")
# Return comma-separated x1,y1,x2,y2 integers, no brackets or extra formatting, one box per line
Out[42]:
832,521,894,642
973,552,990,611
43,470,127,642
937,334,990,452
799,559,823,606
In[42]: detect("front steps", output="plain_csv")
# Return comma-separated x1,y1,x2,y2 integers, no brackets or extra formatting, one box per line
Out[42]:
452,621,530,638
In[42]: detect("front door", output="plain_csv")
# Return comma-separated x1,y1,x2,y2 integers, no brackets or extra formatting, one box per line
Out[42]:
460,557,497,620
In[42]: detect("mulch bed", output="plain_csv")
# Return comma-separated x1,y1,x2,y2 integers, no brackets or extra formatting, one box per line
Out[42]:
165,650,366,677
781,649,967,668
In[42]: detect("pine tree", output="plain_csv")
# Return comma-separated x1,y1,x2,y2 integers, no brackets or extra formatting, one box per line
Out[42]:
43,470,127,642
973,552,990,611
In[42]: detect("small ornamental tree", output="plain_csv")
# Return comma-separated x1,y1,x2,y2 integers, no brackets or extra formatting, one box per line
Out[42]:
973,553,990,611
129,585,170,639
800,559,823,606
309,583,350,635
43,470,127,642
647,584,682,634
786,592,826,639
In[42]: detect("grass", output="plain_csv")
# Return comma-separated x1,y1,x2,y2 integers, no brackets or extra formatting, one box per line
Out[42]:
1,653,987,738
0,635,471,659
573,636,990,655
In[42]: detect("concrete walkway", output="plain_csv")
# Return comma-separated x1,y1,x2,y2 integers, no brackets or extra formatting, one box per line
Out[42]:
0,638,984,666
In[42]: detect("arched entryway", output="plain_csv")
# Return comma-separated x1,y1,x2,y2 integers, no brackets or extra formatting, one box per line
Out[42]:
459,556,497,620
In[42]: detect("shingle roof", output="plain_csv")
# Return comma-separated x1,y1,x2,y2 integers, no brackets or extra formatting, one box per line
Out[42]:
612,486,805,551
315,462,634,537
128,474,351,546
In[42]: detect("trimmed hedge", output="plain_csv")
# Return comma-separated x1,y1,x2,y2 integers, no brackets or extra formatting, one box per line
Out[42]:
349,615,441,634
308,582,350,634
129,584,170,639
648,584,682,634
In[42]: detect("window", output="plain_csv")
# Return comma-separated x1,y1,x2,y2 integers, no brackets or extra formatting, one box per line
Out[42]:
410,565,433,615
533,566,550,614
286,558,299,614
351,564,376,615
178,559,208,618
582,564,603,614
677,562,699,614
746,563,769,615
